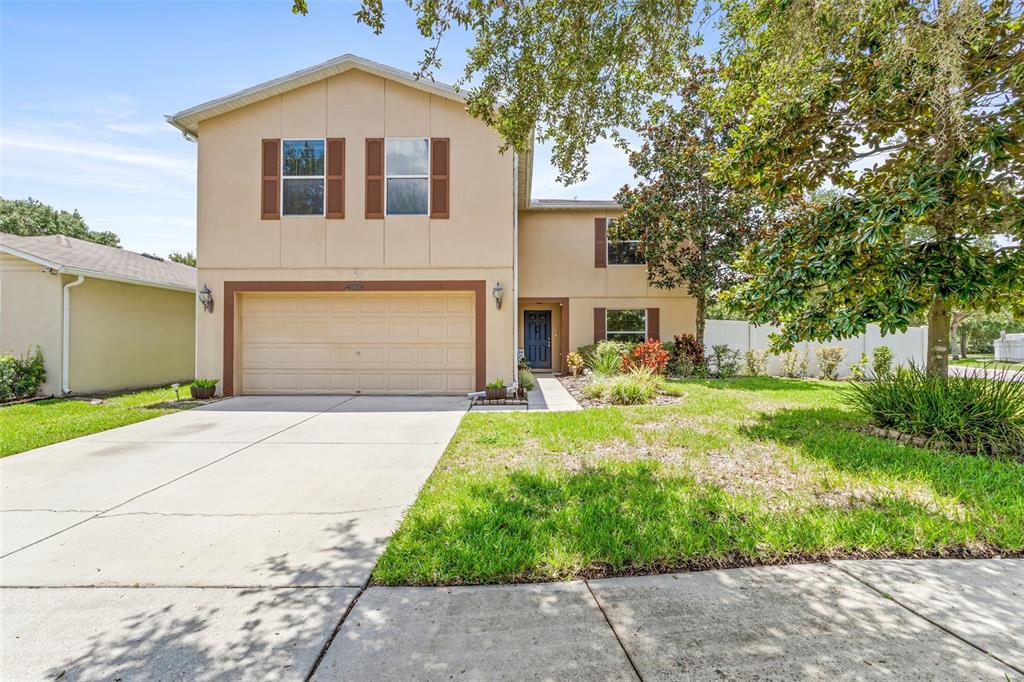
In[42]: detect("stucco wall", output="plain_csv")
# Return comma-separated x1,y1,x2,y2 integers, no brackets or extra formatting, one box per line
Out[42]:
67,277,196,393
0,253,63,395
194,69,516,392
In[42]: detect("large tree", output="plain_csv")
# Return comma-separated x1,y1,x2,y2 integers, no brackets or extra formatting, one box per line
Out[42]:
0,197,121,247
714,0,1023,375
614,69,762,341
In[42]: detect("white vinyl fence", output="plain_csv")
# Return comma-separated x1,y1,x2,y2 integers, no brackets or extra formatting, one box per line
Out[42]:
703,320,928,378
994,333,1024,362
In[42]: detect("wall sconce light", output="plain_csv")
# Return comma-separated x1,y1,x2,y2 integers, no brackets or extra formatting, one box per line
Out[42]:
198,284,214,313
492,281,504,310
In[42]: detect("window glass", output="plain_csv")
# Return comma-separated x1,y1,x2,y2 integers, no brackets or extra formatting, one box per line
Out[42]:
386,178,429,215
282,178,324,215
606,309,647,343
386,139,429,176
283,140,325,176
607,218,644,265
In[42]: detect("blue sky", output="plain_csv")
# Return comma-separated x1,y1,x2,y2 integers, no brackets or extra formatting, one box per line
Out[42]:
0,0,634,256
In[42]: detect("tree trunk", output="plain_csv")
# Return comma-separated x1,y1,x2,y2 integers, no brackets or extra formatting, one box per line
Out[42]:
927,295,951,377
695,294,706,347
959,327,968,358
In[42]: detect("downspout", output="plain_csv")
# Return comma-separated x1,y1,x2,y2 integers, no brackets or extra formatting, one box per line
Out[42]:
62,275,85,394
512,153,520,382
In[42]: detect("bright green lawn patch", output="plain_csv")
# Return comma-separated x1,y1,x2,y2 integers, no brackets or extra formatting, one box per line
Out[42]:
950,356,1024,372
0,386,191,457
374,377,1024,585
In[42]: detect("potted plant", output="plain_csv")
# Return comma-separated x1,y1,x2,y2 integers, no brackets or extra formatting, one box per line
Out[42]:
485,378,506,400
190,378,219,400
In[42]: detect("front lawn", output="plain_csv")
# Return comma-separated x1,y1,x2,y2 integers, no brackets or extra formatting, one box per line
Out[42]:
374,377,1024,585
0,386,195,457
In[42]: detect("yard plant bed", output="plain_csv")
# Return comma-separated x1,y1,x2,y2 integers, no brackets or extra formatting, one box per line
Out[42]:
373,377,1024,585
558,374,684,407
0,386,202,457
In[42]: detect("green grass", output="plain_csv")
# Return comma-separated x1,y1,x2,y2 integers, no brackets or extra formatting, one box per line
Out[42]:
0,386,192,457
374,377,1024,585
950,356,1024,371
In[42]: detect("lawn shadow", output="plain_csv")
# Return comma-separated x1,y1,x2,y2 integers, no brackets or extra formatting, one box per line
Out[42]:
665,376,833,393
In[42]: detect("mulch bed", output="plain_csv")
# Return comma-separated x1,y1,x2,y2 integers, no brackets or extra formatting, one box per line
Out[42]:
558,374,685,407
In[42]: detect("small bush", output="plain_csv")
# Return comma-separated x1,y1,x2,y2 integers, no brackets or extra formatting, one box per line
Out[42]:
590,341,633,375
780,349,809,378
848,353,869,381
0,347,46,401
816,346,846,380
672,334,705,371
744,350,769,376
872,345,893,377
566,352,585,376
709,344,741,379
518,368,536,391
518,356,532,371
606,367,660,405
578,340,635,370
674,354,696,378
486,377,505,390
583,376,611,400
622,339,670,374
844,364,1024,458
191,378,219,389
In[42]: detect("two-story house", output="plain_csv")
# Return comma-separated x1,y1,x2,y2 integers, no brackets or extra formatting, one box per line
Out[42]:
168,55,696,396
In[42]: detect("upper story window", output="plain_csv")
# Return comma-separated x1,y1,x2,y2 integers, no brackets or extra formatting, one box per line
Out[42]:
386,138,429,215
607,218,644,265
282,139,325,215
606,309,647,343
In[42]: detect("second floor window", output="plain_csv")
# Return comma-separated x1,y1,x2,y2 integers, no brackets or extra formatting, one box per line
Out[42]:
607,218,644,265
282,139,325,215
386,138,429,215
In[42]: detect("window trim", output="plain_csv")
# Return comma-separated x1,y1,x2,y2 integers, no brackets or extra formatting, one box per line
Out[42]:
280,138,326,217
606,218,645,266
384,137,430,217
605,308,648,342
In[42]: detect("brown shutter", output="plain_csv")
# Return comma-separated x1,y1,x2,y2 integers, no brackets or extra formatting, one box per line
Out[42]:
261,139,280,220
594,307,607,342
326,138,345,219
365,138,384,219
430,138,450,219
594,217,607,267
646,308,660,341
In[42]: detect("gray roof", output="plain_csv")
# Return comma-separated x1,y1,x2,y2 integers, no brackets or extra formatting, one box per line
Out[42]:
527,199,622,210
0,233,195,292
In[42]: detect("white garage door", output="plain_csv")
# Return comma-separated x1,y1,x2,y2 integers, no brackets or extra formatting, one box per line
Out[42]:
239,291,475,395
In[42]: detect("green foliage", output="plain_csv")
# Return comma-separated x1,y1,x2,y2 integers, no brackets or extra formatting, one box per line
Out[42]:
872,346,894,378
585,341,634,376
849,353,870,381
959,309,1024,354
0,197,120,246
816,346,847,381
708,344,741,379
744,349,769,377
780,349,809,378
566,352,585,376
168,251,196,267
621,339,669,374
486,378,505,390
587,366,661,405
845,365,1024,458
518,368,536,391
0,347,46,401
191,378,219,389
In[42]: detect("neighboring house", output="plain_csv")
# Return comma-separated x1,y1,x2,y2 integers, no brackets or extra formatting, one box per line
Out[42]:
167,54,695,396
0,233,197,395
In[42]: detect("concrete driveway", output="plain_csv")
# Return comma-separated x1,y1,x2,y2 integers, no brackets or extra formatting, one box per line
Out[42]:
0,395,467,680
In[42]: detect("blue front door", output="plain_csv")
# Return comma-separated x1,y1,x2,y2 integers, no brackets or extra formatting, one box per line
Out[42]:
524,310,552,369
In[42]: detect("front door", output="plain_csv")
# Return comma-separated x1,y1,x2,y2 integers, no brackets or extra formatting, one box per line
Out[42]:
524,310,552,369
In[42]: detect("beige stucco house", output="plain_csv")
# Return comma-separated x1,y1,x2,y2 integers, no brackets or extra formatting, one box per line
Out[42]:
0,233,196,396
167,54,695,396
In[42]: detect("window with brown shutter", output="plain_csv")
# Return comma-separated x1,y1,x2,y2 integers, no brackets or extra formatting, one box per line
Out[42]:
646,308,660,341
593,308,607,342
326,138,345,219
365,138,384,219
261,139,280,220
430,138,450,219
594,217,607,268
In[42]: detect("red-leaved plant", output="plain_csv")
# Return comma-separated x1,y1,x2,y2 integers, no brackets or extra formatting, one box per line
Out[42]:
621,339,670,374
674,334,705,368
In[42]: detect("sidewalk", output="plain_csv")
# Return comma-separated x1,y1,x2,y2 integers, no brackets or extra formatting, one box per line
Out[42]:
313,559,1023,680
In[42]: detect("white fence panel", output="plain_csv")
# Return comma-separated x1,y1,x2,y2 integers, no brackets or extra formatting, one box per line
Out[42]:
703,320,927,377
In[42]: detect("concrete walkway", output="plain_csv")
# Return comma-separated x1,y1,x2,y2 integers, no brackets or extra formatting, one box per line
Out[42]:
950,365,1023,382
528,376,582,411
0,395,467,680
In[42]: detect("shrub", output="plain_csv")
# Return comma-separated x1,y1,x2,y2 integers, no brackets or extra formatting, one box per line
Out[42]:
518,355,532,371
848,352,869,381
191,378,219,389
744,349,769,376
606,366,660,405
583,376,611,400
0,347,46,401
566,352,585,376
872,345,893,377
577,340,634,370
816,346,846,380
844,364,1024,458
622,339,670,374
780,349,809,378
518,368,536,391
672,334,705,370
674,354,696,378
709,344,741,378
589,341,632,376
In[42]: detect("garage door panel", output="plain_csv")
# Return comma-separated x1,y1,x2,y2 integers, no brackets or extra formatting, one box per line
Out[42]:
240,292,475,395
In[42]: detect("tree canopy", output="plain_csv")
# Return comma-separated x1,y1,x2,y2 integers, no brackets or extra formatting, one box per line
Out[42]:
0,197,121,247
168,251,196,267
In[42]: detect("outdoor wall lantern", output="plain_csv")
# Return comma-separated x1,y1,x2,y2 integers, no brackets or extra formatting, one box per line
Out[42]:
198,284,214,313
492,281,504,310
